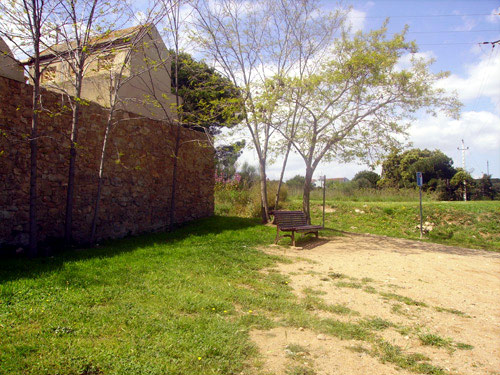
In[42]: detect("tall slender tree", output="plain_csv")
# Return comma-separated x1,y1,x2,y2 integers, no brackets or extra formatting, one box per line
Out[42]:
39,0,126,246
0,0,58,256
89,13,168,244
192,0,345,222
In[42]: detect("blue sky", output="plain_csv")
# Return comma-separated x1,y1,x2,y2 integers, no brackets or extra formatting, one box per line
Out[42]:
239,0,500,180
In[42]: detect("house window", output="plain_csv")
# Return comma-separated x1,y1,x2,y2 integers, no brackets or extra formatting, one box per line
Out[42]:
97,54,115,71
41,66,57,82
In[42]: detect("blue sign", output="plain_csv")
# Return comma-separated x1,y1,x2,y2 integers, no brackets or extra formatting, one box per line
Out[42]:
416,172,423,187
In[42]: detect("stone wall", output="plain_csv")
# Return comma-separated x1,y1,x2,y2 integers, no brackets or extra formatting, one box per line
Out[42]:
0,76,214,249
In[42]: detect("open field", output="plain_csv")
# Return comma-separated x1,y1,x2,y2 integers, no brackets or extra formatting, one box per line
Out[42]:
286,199,500,252
1,215,499,374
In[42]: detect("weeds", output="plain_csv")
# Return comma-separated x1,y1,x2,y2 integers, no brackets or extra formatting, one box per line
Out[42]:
328,272,346,279
361,317,394,331
418,334,452,348
336,281,363,289
373,341,446,375
285,344,309,358
364,286,378,294
433,306,469,317
286,365,316,375
380,292,428,307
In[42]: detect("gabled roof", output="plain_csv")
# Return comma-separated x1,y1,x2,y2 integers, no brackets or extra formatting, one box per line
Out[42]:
26,24,155,64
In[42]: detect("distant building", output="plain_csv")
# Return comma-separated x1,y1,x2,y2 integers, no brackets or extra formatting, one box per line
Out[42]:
26,25,177,121
0,37,25,82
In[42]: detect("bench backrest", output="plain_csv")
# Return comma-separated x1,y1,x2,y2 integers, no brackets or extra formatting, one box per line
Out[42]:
272,210,308,228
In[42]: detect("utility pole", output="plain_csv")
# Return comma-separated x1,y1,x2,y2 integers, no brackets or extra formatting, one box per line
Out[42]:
487,160,490,176
458,139,469,201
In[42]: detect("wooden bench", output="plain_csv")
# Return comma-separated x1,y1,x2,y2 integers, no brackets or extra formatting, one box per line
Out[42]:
271,210,323,247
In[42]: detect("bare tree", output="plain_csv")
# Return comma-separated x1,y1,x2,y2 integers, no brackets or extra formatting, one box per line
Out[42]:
88,13,168,244
192,0,344,222
0,0,58,256
39,0,127,246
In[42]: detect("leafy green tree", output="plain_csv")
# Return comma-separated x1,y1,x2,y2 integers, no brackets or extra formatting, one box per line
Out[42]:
238,162,258,188
270,25,461,221
378,149,402,188
215,140,246,179
380,148,456,190
450,169,475,201
353,171,380,188
286,175,306,189
172,51,242,134
492,179,500,199
474,174,495,200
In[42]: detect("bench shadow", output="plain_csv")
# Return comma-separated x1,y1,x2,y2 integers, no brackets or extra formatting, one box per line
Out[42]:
0,215,262,283
300,238,331,250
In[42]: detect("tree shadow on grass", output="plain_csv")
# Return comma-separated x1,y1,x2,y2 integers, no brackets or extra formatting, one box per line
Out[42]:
0,215,263,283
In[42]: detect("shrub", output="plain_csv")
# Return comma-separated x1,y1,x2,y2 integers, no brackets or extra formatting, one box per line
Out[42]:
247,182,288,217
215,179,288,218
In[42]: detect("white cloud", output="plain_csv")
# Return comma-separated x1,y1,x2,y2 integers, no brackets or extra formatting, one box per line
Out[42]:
453,15,477,31
346,8,366,32
486,6,500,23
436,49,500,111
411,111,500,151
396,51,436,71
409,111,500,175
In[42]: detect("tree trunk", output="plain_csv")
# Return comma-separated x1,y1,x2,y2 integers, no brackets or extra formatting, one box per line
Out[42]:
28,77,40,257
259,159,269,223
274,141,292,210
89,112,113,245
64,101,81,247
302,165,315,224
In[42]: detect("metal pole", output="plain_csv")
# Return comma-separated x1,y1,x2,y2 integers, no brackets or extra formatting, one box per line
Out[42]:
458,139,469,202
322,175,326,228
419,186,423,239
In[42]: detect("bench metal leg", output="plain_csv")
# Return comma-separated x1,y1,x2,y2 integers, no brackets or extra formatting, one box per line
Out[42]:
291,231,295,247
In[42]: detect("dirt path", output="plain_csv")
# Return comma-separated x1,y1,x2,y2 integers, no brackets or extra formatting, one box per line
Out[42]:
251,233,500,375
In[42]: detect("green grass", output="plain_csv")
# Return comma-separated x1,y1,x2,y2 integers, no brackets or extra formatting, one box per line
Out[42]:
419,333,474,352
379,292,428,307
287,187,437,202
419,333,452,348
373,340,445,375
0,217,290,375
286,199,500,251
286,365,316,375
302,293,359,316
433,306,469,317
361,317,394,331
336,281,364,289
0,215,471,374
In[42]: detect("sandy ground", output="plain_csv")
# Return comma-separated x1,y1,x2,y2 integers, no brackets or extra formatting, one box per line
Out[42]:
250,233,500,375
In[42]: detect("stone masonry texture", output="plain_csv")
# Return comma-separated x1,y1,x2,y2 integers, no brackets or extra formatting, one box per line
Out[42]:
0,76,214,250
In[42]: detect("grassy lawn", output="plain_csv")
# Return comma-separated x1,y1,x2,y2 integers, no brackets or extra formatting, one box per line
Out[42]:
286,199,500,251
1,213,488,374
0,217,290,375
